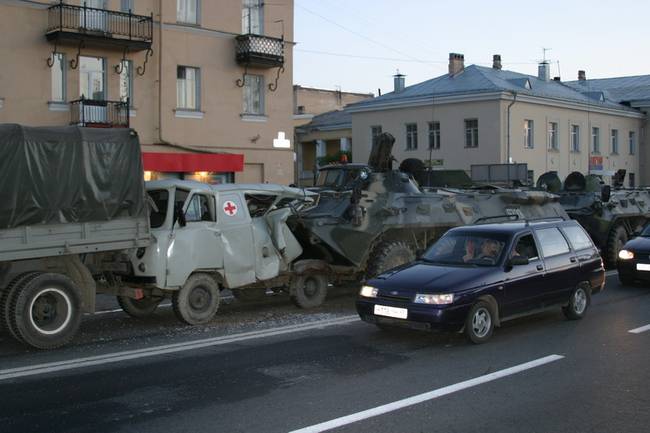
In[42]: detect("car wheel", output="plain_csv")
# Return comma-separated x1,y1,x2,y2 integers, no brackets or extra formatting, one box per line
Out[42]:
464,301,494,344
563,286,591,320
117,295,163,319
290,274,327,309
172,273,220,325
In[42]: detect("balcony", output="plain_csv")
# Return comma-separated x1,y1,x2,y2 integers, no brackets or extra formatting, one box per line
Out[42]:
70,98,129,128
235,34,284,68
46,2,153,51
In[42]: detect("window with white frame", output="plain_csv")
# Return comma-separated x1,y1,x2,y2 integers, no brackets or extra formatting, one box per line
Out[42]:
51,53,66,102
611,129,619,154
570,124,580,152
242,0,263,34
119,60,133,105
177,0,198,24
405,123,418,150
243,74,264,115
176,66,199,110
629,131,636,155
120,0,134,12
548,122,558,150
524,119,534,148
465,119,478,148
591,127,600,154
371,126,382,146
428,121,440,149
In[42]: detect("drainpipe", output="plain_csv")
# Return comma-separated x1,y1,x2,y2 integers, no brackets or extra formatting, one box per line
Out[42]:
507,91,518,167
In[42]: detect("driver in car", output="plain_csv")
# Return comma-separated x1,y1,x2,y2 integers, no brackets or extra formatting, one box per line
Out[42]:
477,239,500,262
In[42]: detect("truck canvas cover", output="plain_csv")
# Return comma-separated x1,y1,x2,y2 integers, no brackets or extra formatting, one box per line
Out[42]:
0,124,146,228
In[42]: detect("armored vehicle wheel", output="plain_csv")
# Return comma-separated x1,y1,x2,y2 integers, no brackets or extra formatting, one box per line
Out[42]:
606,225,628,267
367,241,416,278
172,273,220,325
290,274,328,309
117,295,163,319
8,273,82,349
232,288,267,302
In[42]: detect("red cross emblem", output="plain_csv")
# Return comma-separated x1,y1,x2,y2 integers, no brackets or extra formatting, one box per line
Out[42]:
223,201,238,216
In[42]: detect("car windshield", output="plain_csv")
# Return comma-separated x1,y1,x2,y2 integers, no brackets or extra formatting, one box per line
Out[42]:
316,168,361,188
422,232,509,266
640,225,650,237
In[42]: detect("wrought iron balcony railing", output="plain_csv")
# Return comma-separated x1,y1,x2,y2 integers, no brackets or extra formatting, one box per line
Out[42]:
46,1,153,50
70,98,130,128
235,34,284,68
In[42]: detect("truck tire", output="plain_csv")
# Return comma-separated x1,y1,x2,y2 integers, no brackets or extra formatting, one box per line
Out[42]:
0,272,41,338
606,225,628,267
366,241,416,278
232,288,267,302
117,295,163,319
290,274,328,309
172,273,220,325
8,273,82,349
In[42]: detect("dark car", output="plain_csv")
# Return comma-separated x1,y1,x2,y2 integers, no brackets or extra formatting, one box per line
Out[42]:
617,224,650,284
356,219,605,343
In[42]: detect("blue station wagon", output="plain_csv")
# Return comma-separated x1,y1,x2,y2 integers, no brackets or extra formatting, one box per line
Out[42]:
356,219,605,343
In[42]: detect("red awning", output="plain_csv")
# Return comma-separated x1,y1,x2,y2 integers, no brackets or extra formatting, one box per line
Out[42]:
142,152,244,173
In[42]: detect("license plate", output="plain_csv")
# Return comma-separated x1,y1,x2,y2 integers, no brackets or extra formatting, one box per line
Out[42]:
636,264,650,271
374,304,408,319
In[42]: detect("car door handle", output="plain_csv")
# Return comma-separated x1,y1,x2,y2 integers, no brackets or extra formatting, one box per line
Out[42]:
536,264,543,271
570,257,577,263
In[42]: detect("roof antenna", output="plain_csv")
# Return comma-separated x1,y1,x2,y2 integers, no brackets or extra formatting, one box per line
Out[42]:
542,47,551,62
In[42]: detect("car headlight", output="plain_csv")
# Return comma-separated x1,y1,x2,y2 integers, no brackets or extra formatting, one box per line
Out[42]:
359,285,378,298
414,293,454,305
618,249,634,260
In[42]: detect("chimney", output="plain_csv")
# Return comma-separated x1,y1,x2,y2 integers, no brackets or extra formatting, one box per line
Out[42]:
448,53,464,75
492,54,502,70
538,61,550,81
393,70,406,93
578,70,586,81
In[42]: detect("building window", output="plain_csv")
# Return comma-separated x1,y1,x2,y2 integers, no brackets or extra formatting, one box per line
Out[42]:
405,123,418,150
591,127,600,154
242,0,263,34
120,0,134,12
629,173,636,188
119,60,133,105
428,121,440,149
371,126,382,146
177,0,199,24
570,124,580,152
177,66,199,110
524,119,534,149
548,122,558,150
611,129,619,154
243,74,264,115
79,56,105,100
51,53,66,102
629,131,636,155
465,119,478,148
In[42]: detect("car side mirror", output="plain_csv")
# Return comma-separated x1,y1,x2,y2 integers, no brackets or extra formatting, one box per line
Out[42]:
174,202,186,228
601,185,611,203
509,256,529,266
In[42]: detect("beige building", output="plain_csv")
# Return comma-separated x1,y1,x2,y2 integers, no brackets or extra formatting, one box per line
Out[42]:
0,0,295,184
349,54,647,186
292,85,372,184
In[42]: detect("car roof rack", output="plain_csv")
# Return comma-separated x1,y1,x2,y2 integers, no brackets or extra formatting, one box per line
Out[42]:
523,216,567,226
474,214,520,224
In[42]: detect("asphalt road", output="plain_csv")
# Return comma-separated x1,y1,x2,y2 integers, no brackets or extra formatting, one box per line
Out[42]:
0,273,648,433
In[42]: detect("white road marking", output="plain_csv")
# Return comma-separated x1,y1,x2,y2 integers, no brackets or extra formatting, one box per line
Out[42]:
628,324,650,334
288,354,565,433
0,315,360,382
605,270,618,277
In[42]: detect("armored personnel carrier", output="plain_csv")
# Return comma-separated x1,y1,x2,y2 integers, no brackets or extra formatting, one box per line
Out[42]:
288,133,568,301
537,170,650,267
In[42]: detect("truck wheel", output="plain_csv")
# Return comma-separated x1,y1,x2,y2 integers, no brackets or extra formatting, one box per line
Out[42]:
290,274,328,309
1,272,42,338
172,274,220,325
366,241,416,278
117,295,163,319
232,288,267,302
8,273,82,349
606,225,628,267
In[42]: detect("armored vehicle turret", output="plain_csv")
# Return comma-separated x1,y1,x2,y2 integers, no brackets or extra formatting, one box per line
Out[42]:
538,170,650,266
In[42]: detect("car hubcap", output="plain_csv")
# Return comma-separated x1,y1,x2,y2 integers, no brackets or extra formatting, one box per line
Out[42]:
472,307,491,338
189,287,211,313
573,289,587,314
303,278,318,298
29,287,72,335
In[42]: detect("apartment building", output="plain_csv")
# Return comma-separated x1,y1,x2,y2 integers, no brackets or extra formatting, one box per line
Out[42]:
349,54,647,186
0,0,295,184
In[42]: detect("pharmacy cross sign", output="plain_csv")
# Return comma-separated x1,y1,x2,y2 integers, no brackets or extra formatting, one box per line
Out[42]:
223,201,238,216
273,131,291,148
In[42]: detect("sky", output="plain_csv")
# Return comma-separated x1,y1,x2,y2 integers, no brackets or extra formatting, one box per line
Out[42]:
293,0,650,95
